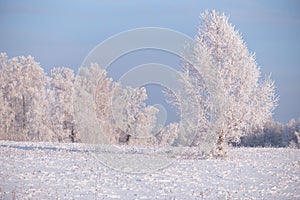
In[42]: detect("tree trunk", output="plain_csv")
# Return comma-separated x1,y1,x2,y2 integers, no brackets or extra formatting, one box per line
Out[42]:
217,128,225,156
22,95,26,129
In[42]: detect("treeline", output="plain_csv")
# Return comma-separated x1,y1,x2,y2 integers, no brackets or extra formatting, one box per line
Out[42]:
0,53,178,146
240,118,300,148
0,53,299,148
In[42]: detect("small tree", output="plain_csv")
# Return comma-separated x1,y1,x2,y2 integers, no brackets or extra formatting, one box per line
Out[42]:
111,84,158,145
94,69,117,143
156,122,179,146
74,63,107,143
49,67,77,142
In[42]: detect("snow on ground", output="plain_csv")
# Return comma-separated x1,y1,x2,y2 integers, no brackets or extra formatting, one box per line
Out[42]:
0,141,299,199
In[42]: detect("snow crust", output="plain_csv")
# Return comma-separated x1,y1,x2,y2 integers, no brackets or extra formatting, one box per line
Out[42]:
0,141,299,199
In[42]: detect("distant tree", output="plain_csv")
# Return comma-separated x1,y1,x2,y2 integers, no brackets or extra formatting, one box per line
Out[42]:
0,53,8,139
49,67,77,142
167,10,278,154
73,63,105,143
93,68,117,143
0,53,51,141
156,122,179,146
112,84,158,146
75,63,158,145
283,118,300,148
240,118,300,148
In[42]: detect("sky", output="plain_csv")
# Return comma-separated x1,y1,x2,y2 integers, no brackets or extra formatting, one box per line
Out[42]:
0,0,299,124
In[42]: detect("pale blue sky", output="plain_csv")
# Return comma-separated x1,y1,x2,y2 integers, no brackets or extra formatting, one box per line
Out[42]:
0,0,299,123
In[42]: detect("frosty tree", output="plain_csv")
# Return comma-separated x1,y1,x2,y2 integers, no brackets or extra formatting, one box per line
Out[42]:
0,53,52,141
73,63,106,144
49,67,77,142
93,68,117,143
75,63,159,145
111,84,158,146
169,10,278,154
156,122,179,146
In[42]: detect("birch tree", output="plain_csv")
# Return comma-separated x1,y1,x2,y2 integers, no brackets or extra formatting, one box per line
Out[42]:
169,10,278,154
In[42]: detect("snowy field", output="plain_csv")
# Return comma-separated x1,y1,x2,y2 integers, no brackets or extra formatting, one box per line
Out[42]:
0,141,299,199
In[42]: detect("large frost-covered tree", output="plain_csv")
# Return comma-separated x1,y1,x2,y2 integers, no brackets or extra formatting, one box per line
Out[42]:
0,53,52,141
169,10,278,153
